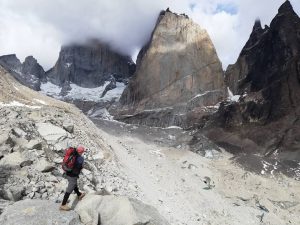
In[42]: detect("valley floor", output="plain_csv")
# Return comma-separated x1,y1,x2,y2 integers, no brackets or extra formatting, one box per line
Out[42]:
92,119,300,225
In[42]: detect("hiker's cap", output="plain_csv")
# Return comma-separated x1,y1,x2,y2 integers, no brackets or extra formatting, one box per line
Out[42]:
77,145,85,154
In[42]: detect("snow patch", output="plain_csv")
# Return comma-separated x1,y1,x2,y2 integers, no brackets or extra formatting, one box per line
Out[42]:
65,63,72,68
40,82,62,98
164,126,183,130
149,149,165,158
13,84,19,91
100,82,126,102
168,135,176,141
66,82,125,102
33,99,47,105
0,101,41,109
227,87,240,102
190,90,220,101
88,108,113,120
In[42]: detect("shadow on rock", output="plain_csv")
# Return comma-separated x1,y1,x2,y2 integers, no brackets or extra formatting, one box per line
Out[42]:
0,165,14,214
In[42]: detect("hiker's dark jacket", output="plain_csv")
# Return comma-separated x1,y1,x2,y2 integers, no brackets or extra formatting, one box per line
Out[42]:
66,155,84,177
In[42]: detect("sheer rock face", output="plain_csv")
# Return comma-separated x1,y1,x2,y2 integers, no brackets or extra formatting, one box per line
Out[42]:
205,1,300,161
0,55,45,90
46,41,136,88
225,0,300,120
119,11,225,121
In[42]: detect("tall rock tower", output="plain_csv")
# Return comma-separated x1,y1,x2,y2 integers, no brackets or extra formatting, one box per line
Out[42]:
118,10,225,127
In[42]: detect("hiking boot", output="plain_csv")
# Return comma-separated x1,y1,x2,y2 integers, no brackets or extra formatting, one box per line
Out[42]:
78,192,85,200
59,204,71,211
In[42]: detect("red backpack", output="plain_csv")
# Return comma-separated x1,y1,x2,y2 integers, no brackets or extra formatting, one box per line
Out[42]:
62,147,78,172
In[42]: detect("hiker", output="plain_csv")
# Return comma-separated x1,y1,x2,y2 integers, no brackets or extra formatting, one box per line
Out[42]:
60,145,86,211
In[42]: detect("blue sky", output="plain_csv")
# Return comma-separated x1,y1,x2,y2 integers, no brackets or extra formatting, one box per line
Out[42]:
215,3,237,15
0,0,299,70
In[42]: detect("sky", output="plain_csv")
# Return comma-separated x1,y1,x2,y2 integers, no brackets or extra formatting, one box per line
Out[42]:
0,0,299,70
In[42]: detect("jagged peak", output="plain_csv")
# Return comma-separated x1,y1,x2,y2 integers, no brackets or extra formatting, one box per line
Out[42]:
252,19,262,32
278,0,296,15
159,8,189,19
24,55,37,62
0,54,18,59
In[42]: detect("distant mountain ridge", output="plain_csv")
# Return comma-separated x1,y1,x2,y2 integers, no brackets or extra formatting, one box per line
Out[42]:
0,41,136,112
0,54,45,91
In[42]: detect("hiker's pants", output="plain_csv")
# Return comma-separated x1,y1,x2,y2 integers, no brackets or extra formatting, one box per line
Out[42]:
66,175,78,193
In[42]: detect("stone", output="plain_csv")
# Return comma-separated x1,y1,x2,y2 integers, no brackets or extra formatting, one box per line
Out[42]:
34,193,41,199
0,132,10,145
35,158,54,173
63,120,74,133
92,152,104,161
0,152,24,167
3,186,25,201
28,192,35,199
25,139,42,150
36,123,67,145
12,128,26,138
0,199,13,214
20,160,33,167
75,194,170,225
41,192,48,199
0,199,83,224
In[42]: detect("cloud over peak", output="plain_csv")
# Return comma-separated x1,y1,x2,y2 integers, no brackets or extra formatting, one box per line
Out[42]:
0,0,299,70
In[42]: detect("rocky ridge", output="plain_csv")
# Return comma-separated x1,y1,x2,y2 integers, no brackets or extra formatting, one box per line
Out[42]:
116,9,225,128
196,0,300,175
0,54,45,91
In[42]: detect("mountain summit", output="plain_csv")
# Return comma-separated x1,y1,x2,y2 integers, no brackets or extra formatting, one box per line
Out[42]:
46,41,135,88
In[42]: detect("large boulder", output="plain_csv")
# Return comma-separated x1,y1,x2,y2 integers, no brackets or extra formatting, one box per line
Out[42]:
0,152,24,167
36,122,68,146
75,194,170,225
0,199,82,225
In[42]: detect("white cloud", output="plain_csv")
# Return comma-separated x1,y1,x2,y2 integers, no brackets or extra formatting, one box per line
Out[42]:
0,0,299,70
